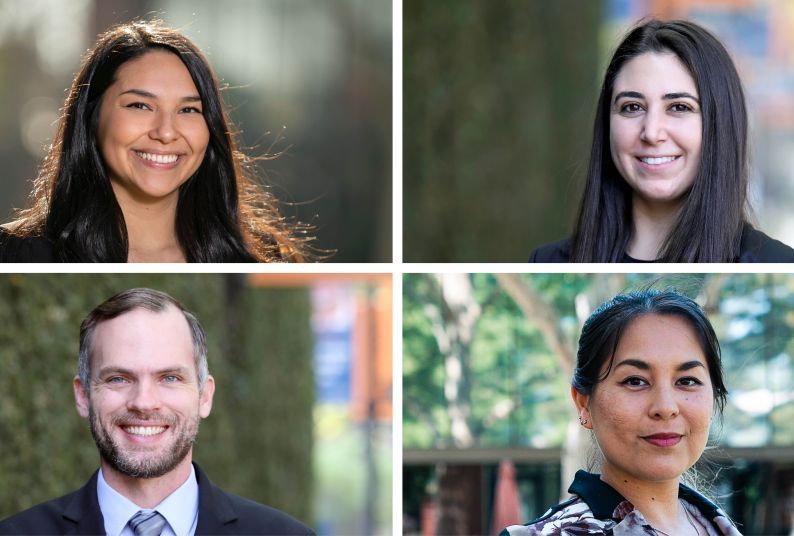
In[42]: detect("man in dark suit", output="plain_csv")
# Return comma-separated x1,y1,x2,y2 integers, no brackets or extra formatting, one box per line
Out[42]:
0,288,313,536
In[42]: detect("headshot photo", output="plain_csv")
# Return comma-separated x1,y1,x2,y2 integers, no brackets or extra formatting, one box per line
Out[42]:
404,0,794,262
0,273,393,535
403,273,794,535
0,0,391,262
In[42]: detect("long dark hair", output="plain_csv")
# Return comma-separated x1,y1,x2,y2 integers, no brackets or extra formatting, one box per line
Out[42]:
571,19,748,262
573,288,728,416
12,20,307,262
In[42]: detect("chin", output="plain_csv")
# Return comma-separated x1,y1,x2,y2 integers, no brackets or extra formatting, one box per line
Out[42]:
633,464,688,483
636,187,689,205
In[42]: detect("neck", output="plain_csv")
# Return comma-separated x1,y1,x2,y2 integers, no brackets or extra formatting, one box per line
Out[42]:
113,188,186,263
627,196,681,261
100,455,193,509
601,465,696,536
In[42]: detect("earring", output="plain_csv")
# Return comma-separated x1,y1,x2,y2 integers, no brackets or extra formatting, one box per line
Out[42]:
578,416,588,426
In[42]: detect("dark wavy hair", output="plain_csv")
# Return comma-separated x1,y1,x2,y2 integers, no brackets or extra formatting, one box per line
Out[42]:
572,288,728,416
10,20,307,262
571,19,748,262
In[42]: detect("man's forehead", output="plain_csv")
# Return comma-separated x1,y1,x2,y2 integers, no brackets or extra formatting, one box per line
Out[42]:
91,305,194,366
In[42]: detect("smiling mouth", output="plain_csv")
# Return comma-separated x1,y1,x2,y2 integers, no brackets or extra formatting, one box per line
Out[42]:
134,151,180,164
121,425,168,437
642,433,683,447
637,155,680,166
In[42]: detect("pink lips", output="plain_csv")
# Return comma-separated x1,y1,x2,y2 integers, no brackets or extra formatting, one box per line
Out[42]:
643,433,682,447
132,150,181,170
635,156,680,172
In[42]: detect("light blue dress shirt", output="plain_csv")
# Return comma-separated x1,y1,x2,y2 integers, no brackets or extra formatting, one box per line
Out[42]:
97,465,199,536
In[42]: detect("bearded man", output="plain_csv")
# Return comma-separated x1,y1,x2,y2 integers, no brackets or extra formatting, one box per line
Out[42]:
0,288,313,536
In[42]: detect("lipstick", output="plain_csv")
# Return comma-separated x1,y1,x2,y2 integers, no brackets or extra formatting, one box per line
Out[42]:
643,434,682,447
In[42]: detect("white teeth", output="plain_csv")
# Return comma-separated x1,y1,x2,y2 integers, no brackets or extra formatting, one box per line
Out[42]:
124,425,166,436
640,156,677,165
135,151,179,164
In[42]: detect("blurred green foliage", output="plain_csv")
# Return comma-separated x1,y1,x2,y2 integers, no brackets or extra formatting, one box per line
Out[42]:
403,273,794,449
0,274,313,523
404,0,603,261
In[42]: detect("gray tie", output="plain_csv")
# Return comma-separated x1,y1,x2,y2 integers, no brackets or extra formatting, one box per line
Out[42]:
128,510,167,536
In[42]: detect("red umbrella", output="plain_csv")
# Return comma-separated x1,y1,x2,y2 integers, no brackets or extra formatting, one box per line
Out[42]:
491,459,522,535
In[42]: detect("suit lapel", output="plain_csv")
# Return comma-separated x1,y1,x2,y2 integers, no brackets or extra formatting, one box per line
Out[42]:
61,470,107,535
194,463,238,535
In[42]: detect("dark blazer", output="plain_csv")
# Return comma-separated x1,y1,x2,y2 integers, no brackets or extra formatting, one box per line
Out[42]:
0,463,314,535
529,223,794,263
0,229,55,263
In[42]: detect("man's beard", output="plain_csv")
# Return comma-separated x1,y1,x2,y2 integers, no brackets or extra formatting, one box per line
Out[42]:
88,405,200,479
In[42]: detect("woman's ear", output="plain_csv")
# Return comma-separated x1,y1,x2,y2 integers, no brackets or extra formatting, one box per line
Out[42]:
571,385,593,429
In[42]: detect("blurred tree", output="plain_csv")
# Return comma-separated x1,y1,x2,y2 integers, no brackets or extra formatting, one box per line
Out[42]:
0,274,313,523
404,0,603,261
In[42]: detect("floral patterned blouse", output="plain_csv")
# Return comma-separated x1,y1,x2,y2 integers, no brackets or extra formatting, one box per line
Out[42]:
500,471,743,536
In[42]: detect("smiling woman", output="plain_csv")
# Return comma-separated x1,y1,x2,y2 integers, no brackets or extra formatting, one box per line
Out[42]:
0,20,309,262
501,289,742,536
530,19,794,263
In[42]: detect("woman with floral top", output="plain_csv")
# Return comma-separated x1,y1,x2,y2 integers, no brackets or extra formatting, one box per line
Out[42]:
501,289,742,536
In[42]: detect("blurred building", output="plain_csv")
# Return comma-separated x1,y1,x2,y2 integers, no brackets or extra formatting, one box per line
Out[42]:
251,274,392,535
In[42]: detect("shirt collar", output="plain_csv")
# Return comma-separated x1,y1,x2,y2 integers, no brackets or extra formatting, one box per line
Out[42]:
568,470,723,522
97,465,199,536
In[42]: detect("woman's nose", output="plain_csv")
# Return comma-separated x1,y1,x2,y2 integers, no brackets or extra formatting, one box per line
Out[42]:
149,112,178,144
648,385,679,419
640,108,668,144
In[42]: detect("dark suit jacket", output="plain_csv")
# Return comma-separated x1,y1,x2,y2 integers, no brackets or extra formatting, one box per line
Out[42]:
0,463,314,535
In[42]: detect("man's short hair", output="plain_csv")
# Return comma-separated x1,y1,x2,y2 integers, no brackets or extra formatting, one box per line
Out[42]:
77,288,209,393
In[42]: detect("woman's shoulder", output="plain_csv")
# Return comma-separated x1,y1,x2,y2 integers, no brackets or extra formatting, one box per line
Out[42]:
529,238,571,262
738,224,794,262
499,497,615,536
0,227,56,263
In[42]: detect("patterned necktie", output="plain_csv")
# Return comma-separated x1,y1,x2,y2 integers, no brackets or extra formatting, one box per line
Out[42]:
128,510,167,536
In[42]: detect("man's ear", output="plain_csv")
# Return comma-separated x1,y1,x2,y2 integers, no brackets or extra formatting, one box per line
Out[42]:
199,375,215,419
570,385,593,429
74,376,90,418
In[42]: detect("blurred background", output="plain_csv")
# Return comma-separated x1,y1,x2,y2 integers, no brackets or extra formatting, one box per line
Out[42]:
0,0,392,262
0,273,392,535
404,273,794,535
404,0,794,262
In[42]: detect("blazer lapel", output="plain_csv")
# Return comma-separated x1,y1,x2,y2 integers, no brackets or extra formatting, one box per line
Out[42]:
194,463,238,535
61,471,107,535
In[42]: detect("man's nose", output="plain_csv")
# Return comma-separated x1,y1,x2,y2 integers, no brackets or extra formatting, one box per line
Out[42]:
126,380,162,412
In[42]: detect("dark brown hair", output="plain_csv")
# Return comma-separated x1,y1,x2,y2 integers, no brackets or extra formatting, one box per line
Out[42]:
571,19,748,262
12,20,308,262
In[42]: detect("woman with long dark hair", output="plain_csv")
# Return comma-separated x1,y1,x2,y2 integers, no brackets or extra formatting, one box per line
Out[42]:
530,19,794,262
0,20,308,262
502,289,742,535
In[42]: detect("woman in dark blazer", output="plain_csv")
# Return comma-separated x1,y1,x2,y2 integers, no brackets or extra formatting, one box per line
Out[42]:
0,20,309,263
530,19,794,263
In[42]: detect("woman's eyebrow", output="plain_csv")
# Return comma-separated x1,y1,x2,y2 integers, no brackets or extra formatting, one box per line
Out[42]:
663,92,699,103
614,358,706,371
119,88,201,102
613,90,644,103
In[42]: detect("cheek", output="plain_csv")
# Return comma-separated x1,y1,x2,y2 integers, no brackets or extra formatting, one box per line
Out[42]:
609,120,635,165
590,390,633,436
98,111,139,160
684,393,713,433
